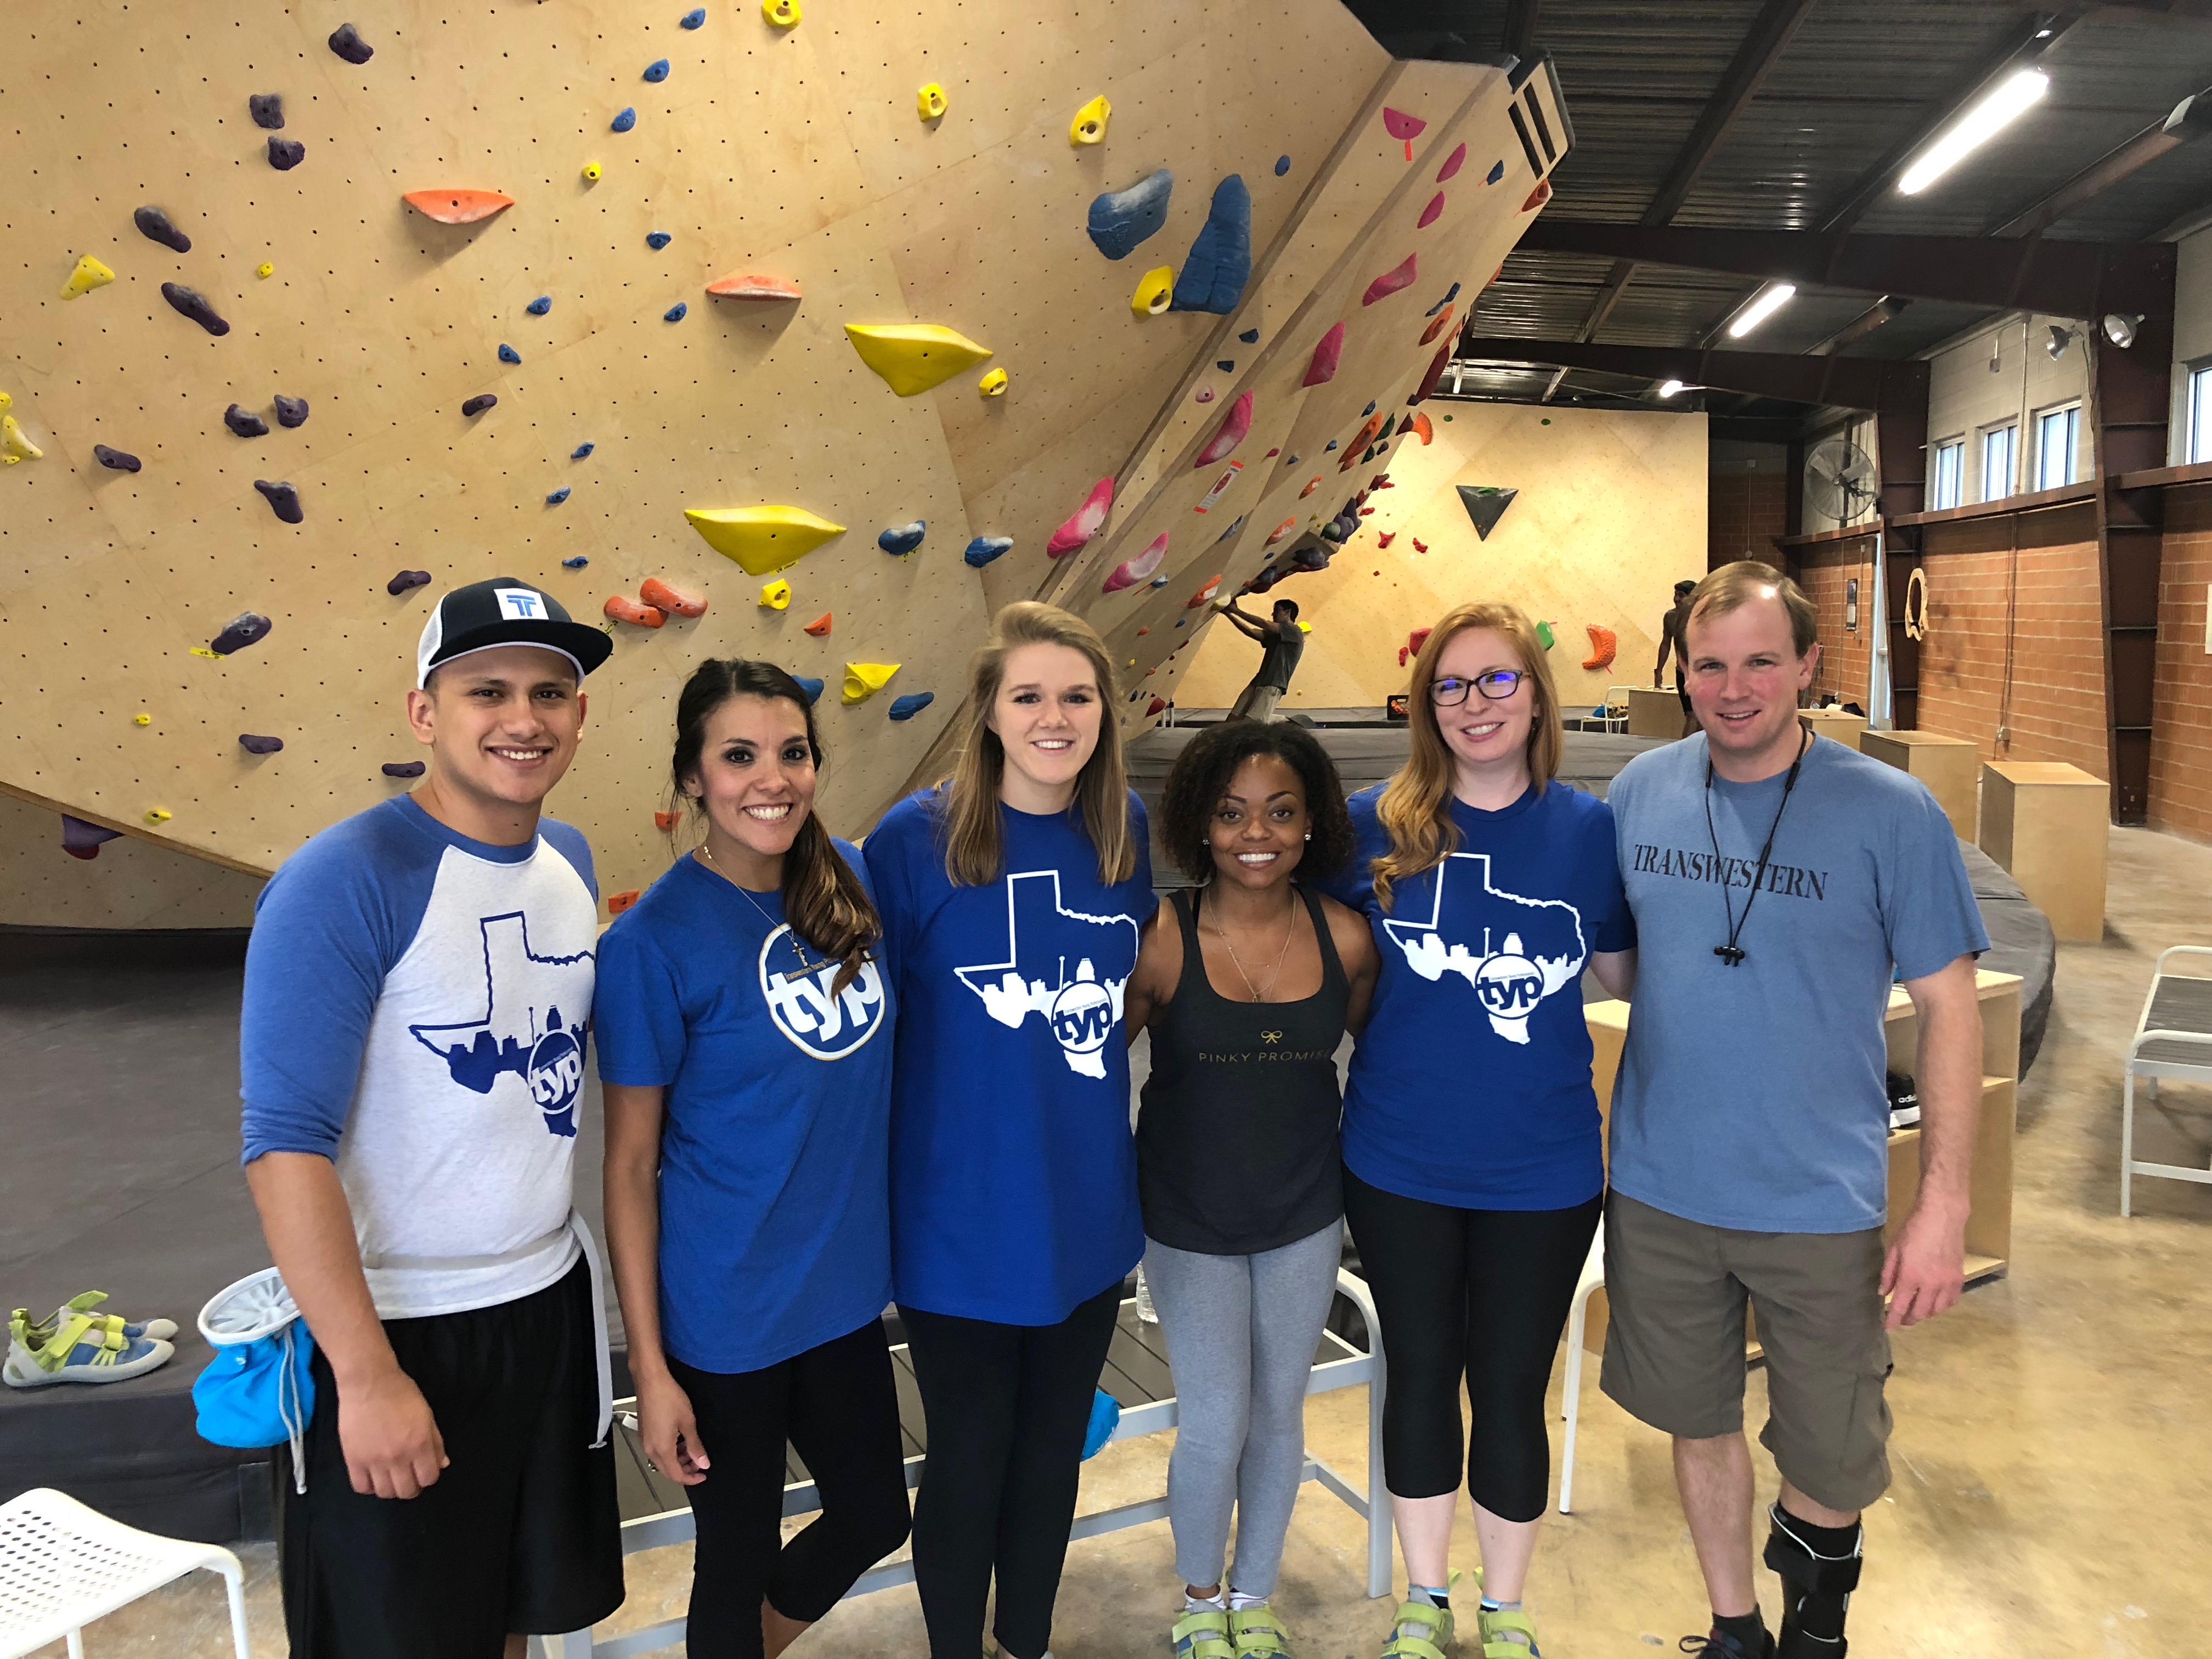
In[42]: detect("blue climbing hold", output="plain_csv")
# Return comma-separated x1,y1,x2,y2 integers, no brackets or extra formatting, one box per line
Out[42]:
547,487,571,505
1217,360,1234,371
572,442,595,459
644,58,670,81
562,555,590,568
1085,168,1173,262
612,107,637,132
1274,155,1291,176
681,6,706,24
499,343,522,364
1444,281,1461,303
792,675,825,706
1170,176,1252,315
1362,400,1376,416
1239,328,1259,343
646,231,672,249
1284,455,1299,466
1150,575,1170,588
664,301,687,321
527,295,552,315
1486,159,1504,185
879,521,926,556
1324,439,1338,452
963,535,1013,568
888,692,935,721
1215,514,1246,543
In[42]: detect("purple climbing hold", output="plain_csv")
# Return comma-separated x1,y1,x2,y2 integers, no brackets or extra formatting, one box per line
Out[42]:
382,761,427,778
1486,159,1504,185
462,394,497,416
647,232,672,249
268,137,306,170
571,441,594,458
274,395,309,428
250,93,285,129
93,444,142,472
664,301,687,321
561,555,590,568
547,487,571,505
527,296,552,315
210,611,273,654
499,343,522,364
612,106,637,133
61,815,123,856
1274,155,1291,176
328,22,373,64
681,7,706,24
225,404,269,438
238,733,285,755
644,58,670,81
388,569,432,595
254,480,303,523
134,206,191,253
162,283,230,337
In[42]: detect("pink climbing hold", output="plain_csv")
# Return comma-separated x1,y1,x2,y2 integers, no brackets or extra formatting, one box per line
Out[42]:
1047,477,1116,557
1417,191,1445,229
1436,142,1467,183
1194,386,1216,404
1382,107,1425,160
1302,322,1344,387
1362,253,1418,306
1103,532,1169,593
1193,392,1253,469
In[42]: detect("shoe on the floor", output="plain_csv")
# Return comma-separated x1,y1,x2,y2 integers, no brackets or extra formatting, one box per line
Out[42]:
5,1305,173,1388
1477,1604,1539,1657
1379,1578,1457,1659
1229,1600,1294,1657
1173,1607,1235,1659
21,1290,178,1348
1678,1630,1776,1659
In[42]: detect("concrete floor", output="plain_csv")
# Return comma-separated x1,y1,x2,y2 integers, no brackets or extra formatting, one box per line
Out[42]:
35,827,2212,1658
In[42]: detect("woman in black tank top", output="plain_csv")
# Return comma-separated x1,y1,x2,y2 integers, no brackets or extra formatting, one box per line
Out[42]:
1124,722,1378,1659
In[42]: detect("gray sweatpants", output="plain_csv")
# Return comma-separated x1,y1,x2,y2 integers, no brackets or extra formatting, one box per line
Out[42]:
1142,1222,1342,1597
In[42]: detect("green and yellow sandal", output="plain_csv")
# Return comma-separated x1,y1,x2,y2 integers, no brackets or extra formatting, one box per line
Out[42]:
1379,1571,1460,1659
1229,1601,1294,1657
4,1304,173,1389
1467,1570,1539,1657
1173,1607,1236,1659
21,1291,177,1348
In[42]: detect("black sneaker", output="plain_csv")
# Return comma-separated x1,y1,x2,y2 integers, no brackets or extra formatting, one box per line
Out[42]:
1678,1632,1776,1659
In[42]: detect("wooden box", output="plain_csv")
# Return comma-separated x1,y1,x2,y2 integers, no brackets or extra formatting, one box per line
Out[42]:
1860,729,1979,839
1799,707,1866,750
1978,761,2107,943
1626,687,1692,741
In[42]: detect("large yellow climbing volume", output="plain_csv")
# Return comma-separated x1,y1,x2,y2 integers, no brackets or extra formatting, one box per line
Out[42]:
60,255,115,300
683,505,847,576
843,323,993,397
843,662,901,705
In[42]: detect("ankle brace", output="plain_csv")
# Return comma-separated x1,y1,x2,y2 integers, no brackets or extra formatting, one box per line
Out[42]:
1764,1504,1862,1657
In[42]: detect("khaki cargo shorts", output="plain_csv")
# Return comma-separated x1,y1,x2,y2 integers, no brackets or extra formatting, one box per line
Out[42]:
1599,1192,1894,1513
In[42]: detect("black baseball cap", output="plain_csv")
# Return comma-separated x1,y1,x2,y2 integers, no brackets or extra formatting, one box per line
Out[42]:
415,576,612,688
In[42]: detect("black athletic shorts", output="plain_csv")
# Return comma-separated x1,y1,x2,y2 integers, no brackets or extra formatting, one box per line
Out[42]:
280,1258,624,1658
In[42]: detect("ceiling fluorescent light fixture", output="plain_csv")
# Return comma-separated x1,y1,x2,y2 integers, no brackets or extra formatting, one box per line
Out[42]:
1726,283,1796,339
1898,68,2050,195
1657,379,1686,398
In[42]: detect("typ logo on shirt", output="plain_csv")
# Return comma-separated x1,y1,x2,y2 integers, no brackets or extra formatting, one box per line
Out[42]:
1382,852,1586,1046
953,870,1139,1079
494,587,548,620
759,928,888,1060
408,911,595,1135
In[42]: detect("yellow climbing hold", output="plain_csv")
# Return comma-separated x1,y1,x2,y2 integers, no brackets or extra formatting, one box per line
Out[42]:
582,161,603,183
843,323,994,397
145,808,172,825
1069,95,1110,145
978,366,1008,397
763,0,800,25
133,713,151,726
760,578,792,611
2,415,41,464
1131,266,1173,318
917,82,947,120
61,254,115,300
684,504,847,576
190,647,222,659
257,262,275,279
843,662,901,704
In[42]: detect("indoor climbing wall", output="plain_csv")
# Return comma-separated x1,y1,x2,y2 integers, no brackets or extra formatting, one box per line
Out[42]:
1,0,1567,901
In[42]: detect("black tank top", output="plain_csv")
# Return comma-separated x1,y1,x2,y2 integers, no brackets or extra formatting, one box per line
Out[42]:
1136,884,1351,1255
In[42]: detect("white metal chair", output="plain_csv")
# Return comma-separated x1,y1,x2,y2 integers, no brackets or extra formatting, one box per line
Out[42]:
1557,1227,1606,1514
0,1487,249,1659
2121,945,2212,1215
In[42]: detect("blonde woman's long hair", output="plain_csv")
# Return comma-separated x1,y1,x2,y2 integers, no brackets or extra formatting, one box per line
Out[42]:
1372,602,1563,911
934,601,1137,888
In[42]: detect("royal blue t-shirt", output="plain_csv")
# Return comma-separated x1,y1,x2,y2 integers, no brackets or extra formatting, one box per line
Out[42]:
1324,781,1635,1210
864,789,1156,1324
592,845,895,1374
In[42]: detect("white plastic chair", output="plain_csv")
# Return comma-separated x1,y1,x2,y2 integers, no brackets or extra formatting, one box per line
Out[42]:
0,1488,249,1659
1557,1228,1606,1514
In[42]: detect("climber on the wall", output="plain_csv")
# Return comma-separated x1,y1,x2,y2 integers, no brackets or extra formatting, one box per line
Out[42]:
1217,597,1305,723
1653,577,1699,714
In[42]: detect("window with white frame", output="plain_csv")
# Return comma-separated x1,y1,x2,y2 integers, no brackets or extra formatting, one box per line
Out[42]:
1980,422,2017,502
2035,403,2080,489
1930,438,1965,510
2188,363,2212,464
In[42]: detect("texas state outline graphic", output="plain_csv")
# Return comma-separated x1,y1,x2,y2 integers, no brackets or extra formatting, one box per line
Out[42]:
952,870,1139,1079
408,912,596,1118
1381,853,1586,1045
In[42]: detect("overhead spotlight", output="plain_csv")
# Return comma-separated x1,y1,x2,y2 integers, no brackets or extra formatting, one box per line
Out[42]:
1726,283,1796,340
2046,324,2072,360
2102,312,2142,348
1898,67,2049,195
1657,379,1685,398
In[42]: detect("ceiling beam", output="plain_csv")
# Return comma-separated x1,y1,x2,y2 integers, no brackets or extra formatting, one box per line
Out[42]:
1988,86,2212,235
1458,336,1929,410
1807,297,1911,356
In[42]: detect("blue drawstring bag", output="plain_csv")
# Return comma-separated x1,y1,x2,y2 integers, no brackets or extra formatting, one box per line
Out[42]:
194,1267,315,1492
1081,1387,1121,1460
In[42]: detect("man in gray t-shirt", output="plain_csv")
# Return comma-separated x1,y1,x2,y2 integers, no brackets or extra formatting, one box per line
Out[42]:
1603,562,1989,1659
1219,596,1305,722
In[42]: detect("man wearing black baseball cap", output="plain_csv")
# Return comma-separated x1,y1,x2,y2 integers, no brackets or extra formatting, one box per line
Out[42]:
240,577,624,1657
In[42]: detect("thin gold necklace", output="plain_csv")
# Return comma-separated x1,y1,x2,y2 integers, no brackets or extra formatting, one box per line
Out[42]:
1208,884,1299,1002
697,843,819,975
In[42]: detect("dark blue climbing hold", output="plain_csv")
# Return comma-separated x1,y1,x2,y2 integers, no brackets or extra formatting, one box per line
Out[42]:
1323,439,1338,452
268,137,306,171
681,6,706,24
561,555,589,568
462,394,497,416
888,692,935,721
1443,281,1461,303
527,295,552,315
93,444,141,472
250,93,285,130
210,611,273,654
162,283,229,337
1151,576,1170,588
664,301,687,321
571,442,594,459
792,675,825,706
1239,328,1259,343
1085,168,1173,261
644,58,670,81
1486,159,1504,185
546,487,571,505
239,734,285,755
254,480,303,523
1362,400,1376,417
388,569,432,595
1170,175,1252,315
225,404,269,438
1217,360,1234,371
612,106,637,132
134,206,190,253
646,231,672,249
499,343,522,364
1284,455,1299,466
963,535,1013,568
274,394,309,428
382,761,427,779
1215,514,1246,543
329,22,373,64
878,521,926,556
1275,155,1291,176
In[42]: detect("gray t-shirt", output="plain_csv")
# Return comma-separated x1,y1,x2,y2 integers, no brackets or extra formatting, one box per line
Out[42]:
1255,619,1304,690
1607,730,1989,1234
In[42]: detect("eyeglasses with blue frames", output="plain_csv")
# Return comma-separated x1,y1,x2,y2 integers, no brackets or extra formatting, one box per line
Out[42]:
1429,669,1527,706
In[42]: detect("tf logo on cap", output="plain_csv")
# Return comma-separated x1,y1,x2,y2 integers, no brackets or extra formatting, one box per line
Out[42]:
415,576,613,688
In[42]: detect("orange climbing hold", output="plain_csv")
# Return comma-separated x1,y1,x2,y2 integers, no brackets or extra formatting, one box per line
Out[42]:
1299,477,1321,498
403,189,515,224
640,577,708,618
1265,516,1299,545
804,612,832,637
1522,178,1553,213
654,810,680,831
1186,574,1223,609
1419,305,1455,347
1408,411,1434,444
1583,624,1618,672
1146,696,1167,717
605,595,667,628
608,889,643,916
707,271,803,301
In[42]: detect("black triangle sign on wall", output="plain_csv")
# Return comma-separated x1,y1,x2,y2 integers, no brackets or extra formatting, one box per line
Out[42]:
1458,485,1517,540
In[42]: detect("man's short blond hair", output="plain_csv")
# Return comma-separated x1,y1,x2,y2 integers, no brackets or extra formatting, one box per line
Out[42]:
1688,560,1819,658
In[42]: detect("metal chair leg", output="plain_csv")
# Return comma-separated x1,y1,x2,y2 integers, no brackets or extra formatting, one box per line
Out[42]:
1367,1344,1391,1599
2122,1068,2136,1217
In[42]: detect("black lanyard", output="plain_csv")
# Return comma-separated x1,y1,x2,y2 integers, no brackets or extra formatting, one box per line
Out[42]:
1703,723,1810,967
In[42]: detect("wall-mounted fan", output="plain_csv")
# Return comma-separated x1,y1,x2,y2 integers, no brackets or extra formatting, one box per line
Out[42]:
1805,437,1878,524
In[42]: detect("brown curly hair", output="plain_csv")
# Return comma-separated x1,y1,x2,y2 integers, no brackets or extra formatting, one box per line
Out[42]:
1156,720,1356,885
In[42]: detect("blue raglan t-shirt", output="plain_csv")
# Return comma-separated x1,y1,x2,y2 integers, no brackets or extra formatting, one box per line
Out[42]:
592,845,894,1375
864,789,1156,1325
1324,781,1635,1211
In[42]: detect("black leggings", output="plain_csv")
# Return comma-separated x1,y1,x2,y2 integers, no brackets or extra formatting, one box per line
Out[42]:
898,1283,1122,1659
1343,1167,1601,1523
667,1321,912,1659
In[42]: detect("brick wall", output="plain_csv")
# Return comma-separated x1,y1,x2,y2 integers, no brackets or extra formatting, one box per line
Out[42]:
1794,538,1876,710
2150,483,2212,842
1709,471,1789,570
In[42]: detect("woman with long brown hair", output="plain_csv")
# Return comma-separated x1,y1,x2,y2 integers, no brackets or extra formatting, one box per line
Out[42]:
1321,604,1635,1659
862,600,1154,1659
595,659,909,1659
